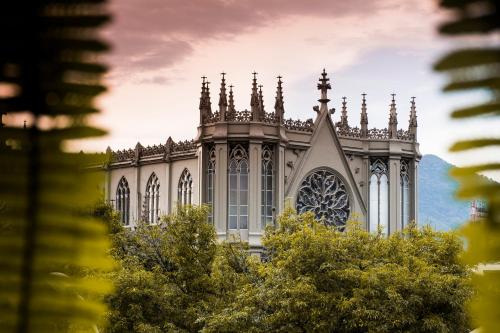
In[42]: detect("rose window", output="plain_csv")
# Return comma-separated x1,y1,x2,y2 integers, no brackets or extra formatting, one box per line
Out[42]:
296,169,351,230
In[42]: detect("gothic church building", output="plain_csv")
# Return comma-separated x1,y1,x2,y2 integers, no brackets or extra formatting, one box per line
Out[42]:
105,70,421,249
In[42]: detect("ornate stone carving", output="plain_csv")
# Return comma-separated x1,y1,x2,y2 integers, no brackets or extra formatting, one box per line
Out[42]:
283,118,314,132
296,169,351,230
335,123,414,141
110,139,196,163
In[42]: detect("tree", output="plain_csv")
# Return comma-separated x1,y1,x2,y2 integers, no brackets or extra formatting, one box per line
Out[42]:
104,205,253,333
0,1,113,332
434,1,500,332
204,208,472,333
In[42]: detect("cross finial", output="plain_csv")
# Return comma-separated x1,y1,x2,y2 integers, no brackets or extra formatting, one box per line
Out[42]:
201,76,206,83
362,93,367,99
411,96,416,103
221,72,226,80
277,75,282,81
317,69,331,110
252,71,258,80
342,96,346,103
319,68,329,85
391,93,396,102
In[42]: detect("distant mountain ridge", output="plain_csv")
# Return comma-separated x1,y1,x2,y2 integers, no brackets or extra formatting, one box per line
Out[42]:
418,154,470,231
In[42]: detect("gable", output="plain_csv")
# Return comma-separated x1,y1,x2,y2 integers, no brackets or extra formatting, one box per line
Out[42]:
285,110,366,218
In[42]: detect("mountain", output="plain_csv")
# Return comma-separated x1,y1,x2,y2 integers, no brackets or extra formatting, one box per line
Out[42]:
418,154,470,231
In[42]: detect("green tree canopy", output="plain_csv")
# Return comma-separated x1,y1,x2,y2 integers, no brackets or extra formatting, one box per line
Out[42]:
101,205,472,333
205,208,472,333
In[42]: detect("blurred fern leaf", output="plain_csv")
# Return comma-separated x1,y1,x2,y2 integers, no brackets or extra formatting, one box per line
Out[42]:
0,1,113,332
435,0,500,332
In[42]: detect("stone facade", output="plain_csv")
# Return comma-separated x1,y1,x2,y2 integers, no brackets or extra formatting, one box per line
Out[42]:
104,70,421,251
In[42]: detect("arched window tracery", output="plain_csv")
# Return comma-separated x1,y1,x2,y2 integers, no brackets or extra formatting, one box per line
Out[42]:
206,147,216,224
228,144,249,230
144,173,160,224
369,159,389,234
178,168,193,206
116,177,130,225
261,145,275,228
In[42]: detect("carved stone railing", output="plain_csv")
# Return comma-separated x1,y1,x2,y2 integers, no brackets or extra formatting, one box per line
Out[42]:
142,144,164,156
336,125,362,138
263,112,278,124
112,148,135,162
368,128,390,139
110,139,197,163
232,110,252,122
172,139,197,152
202,109,313,133
396,129,415,141
335,124,415,141
204,111,220,123
283,118,314,132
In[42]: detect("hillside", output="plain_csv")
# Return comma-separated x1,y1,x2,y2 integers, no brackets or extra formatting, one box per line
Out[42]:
418,154,470,231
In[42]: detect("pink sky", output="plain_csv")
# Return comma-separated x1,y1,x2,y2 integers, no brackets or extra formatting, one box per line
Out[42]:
5,0,498,179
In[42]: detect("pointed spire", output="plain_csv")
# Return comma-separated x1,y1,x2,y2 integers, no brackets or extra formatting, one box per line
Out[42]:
206,81,212,114
199,76,210,124
227,84,236,121
317,68,331,114
218,72,228,121
250,72,260,121
409,96,417,140
340,96,348,128
360,93,368,137
388,93,398,139
274,75,285,123
258,84,265,117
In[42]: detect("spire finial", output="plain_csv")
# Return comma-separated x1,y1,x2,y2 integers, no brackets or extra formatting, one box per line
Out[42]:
389,93,398,139
275,75,285,122
340,96,348,128
258,84,265,116
409,96,417,140
317,69,331,114
250,72,260,121
361,93,368,137
218,72,228,121
227,84,236,120
199,77,212,124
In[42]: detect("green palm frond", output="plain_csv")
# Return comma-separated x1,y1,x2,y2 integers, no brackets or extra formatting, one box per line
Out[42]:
0,1,113,332
451,102,500,118
450,138,500,151
435,0,500,332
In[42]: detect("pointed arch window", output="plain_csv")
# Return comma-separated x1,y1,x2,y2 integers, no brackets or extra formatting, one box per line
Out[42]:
400,160,410,229
228,144,249,230
261,145,274,228
144,173,160,224
369,159,389,234
116,177,130,225
206,147,216,224
178,168,193,206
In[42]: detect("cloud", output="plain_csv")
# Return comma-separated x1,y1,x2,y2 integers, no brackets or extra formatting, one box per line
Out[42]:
105,0,388,80
137,75,170,85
